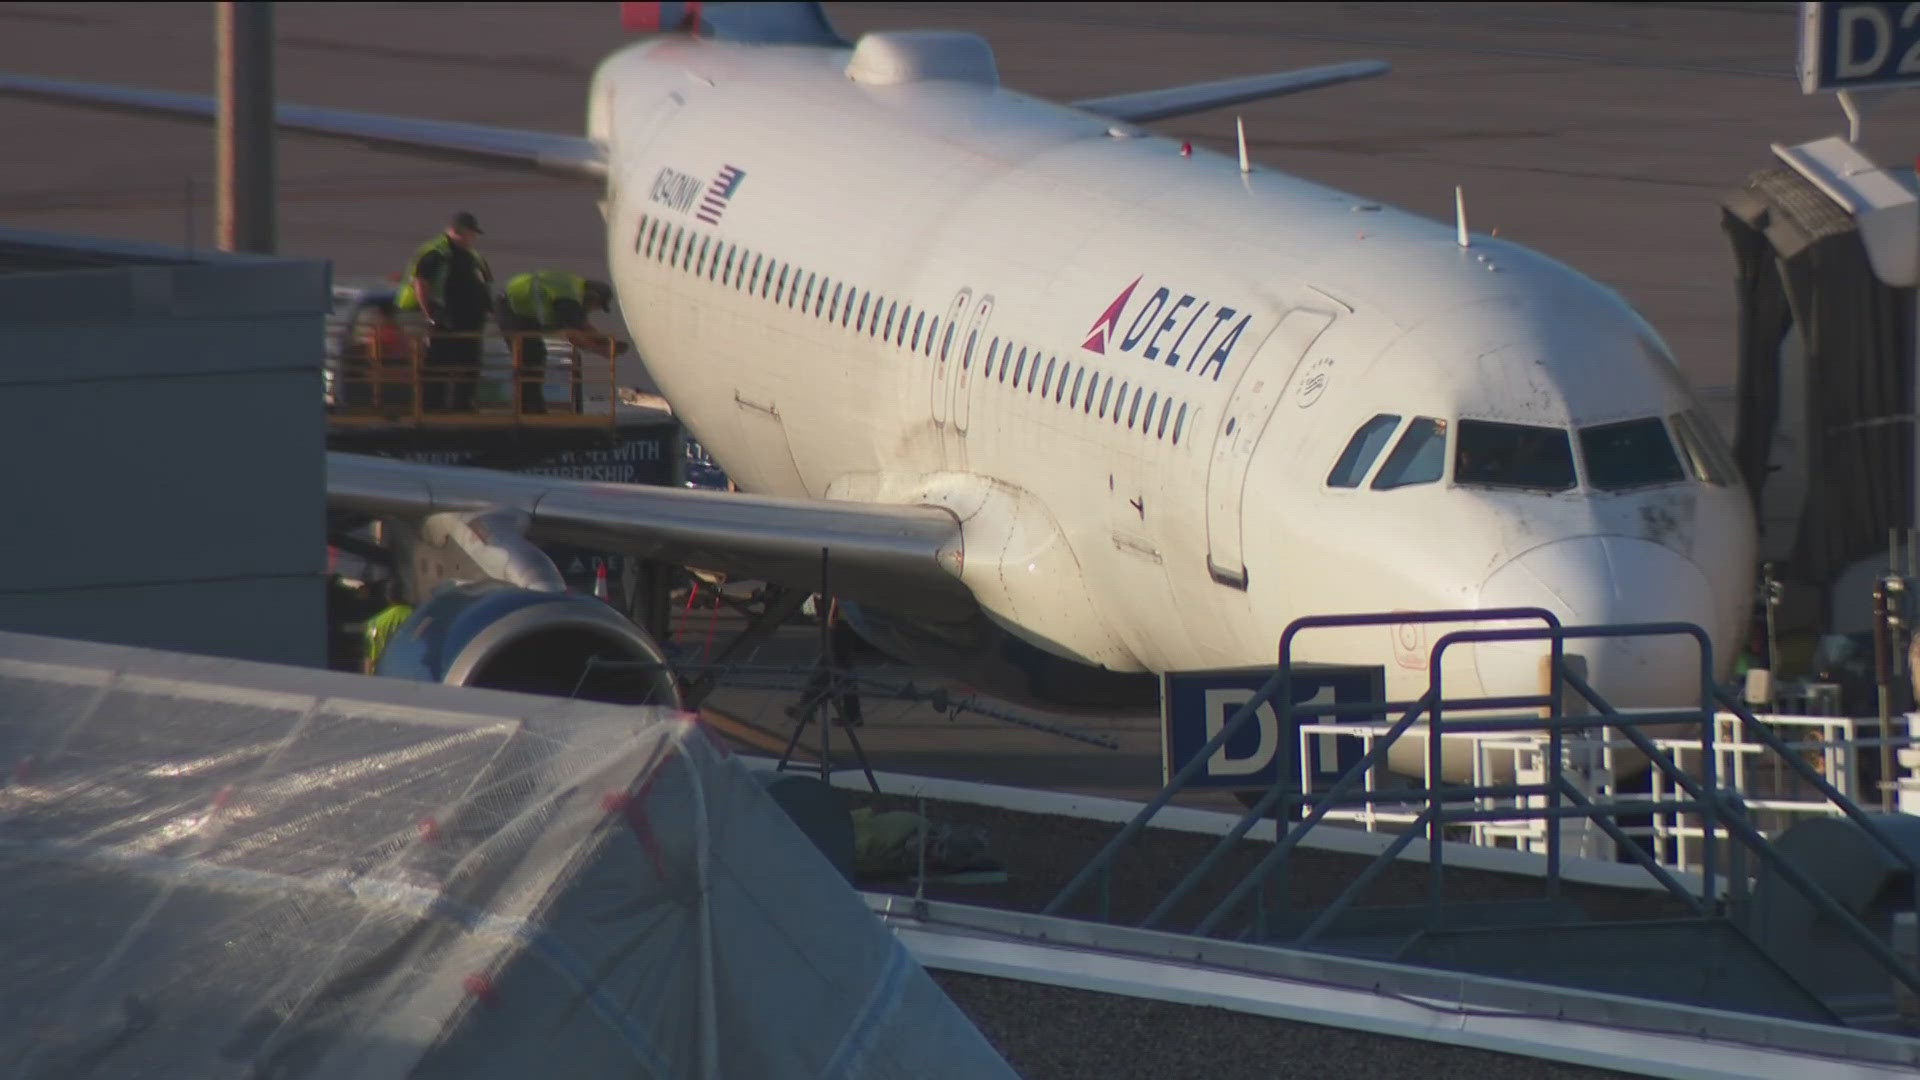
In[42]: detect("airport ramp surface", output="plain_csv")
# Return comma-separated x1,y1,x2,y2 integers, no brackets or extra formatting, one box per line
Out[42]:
0,630,1010,1079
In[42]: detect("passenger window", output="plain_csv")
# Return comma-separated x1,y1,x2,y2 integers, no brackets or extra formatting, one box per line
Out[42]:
911,312,925,351
720,243,733,282
668,226,683,265
927,317,940,356
1041,357,1056,397
775,265,789,302
802,273,816,311
1372,417,1448,490
1013,347,1027,385
1100,377,1113,418
829,282,842,321
1670,410,1736,486
750,253,763,293
885,301,898,341
1126,388,1141,429
986,339,1000,375
1056,362,1070,403
940,319,956,361
1455,419,1575,491
1144,392,1158,434
1115,382,1130,423
857,292,870,332
1327,413,1402,488
1172,402,1188,444
1071,368,1085,408
642,218,658,257
694,235,709,275
962,326,979,368
1580,417,1685,491
816,279,832,318
1155,396,1171,438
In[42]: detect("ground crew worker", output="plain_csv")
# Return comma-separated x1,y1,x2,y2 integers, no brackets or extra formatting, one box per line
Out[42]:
362,578,414,674
494,271,628,414
398,211,493,411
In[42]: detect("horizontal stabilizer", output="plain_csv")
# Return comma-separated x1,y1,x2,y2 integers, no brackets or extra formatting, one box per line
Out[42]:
0,73,605,180
1073,60,1388,124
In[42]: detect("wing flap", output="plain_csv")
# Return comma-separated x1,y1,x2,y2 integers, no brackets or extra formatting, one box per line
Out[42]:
0,73,605,180
329,452,973,619
1074,60,1388,124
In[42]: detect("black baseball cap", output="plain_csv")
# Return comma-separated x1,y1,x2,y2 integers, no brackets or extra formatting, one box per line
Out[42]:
451,211,484,235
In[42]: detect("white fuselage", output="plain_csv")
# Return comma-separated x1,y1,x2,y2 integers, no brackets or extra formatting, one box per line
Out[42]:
585,37,1757,769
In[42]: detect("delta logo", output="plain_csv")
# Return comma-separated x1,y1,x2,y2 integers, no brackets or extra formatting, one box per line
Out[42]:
1081,275,1254,381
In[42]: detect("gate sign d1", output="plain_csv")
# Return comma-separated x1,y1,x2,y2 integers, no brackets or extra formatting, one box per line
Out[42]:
1160,664,1384,792
1800,2,1920,93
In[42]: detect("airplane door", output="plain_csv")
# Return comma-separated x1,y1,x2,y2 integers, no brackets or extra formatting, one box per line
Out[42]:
1204,309,1335,588
950,294,993,434
930,288,971,425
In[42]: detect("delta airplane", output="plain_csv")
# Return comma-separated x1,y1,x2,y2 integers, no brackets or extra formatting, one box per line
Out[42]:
2,3,1757,778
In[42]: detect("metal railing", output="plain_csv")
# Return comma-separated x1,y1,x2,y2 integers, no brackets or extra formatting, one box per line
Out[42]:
327,329,621,426
1043,608,1920,1007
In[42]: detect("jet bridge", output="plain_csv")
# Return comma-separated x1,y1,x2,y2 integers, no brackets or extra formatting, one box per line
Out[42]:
1721,142,1916,635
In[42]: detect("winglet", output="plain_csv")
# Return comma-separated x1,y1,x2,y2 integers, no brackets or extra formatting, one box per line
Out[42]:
1073,60,1387,125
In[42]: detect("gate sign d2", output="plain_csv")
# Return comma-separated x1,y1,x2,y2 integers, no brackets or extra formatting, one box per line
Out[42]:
1160,664,1384,793
1800,2,1920,92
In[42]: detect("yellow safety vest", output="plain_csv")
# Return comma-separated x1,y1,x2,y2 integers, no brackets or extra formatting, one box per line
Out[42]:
396,235,491,312
363,603,414,667
504,270,588,327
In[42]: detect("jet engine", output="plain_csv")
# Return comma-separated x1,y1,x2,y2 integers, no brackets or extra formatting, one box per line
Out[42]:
376,580,680,707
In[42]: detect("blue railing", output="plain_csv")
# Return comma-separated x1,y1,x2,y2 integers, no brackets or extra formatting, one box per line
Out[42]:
1042,609,1920,1006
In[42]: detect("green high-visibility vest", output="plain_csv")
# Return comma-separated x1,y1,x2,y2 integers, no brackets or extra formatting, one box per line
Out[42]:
364,603,414,667
396,234,491,312
504,270,588,327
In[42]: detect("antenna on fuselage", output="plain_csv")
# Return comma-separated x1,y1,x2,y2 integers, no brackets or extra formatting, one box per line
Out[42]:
1237,116,1250,174
1454,185,1469,248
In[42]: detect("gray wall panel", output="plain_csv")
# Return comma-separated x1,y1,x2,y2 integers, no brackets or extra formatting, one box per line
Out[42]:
0,228,328,667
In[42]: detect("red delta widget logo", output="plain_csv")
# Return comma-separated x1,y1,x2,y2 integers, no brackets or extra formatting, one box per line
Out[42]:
1080,275,1255,380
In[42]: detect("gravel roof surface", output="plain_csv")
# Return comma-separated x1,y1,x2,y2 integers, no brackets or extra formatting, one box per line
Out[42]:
847,793,1684,1079
849,792,1688,932
931,970,1653,1080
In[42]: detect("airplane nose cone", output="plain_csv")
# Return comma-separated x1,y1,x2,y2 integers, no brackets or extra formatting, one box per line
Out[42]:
1476,536,1714,708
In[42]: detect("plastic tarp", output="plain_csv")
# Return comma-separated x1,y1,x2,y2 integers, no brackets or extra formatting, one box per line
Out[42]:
0,629,1012,1079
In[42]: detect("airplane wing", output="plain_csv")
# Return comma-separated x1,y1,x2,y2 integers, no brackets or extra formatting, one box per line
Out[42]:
0,73,605,180
1073,60,1388,124
328,452,974,619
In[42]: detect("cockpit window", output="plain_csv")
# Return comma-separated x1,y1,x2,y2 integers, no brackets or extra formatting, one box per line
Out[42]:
1454,420,1575,491
1371,417,1447,490
1328,413,1401,488
1579,417,1684,490
1669,410,1737,486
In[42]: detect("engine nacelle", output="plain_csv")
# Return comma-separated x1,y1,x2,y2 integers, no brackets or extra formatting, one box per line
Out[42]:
377,581,680,707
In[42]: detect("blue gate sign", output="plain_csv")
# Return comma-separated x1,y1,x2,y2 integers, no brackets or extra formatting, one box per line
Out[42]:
1160,664,1385,793
1800,2,1920,93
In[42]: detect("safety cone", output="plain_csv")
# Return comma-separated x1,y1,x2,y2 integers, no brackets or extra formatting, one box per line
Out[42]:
593,562,610,601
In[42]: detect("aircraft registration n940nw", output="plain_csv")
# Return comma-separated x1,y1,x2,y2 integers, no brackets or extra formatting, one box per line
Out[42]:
1,2,1757,779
